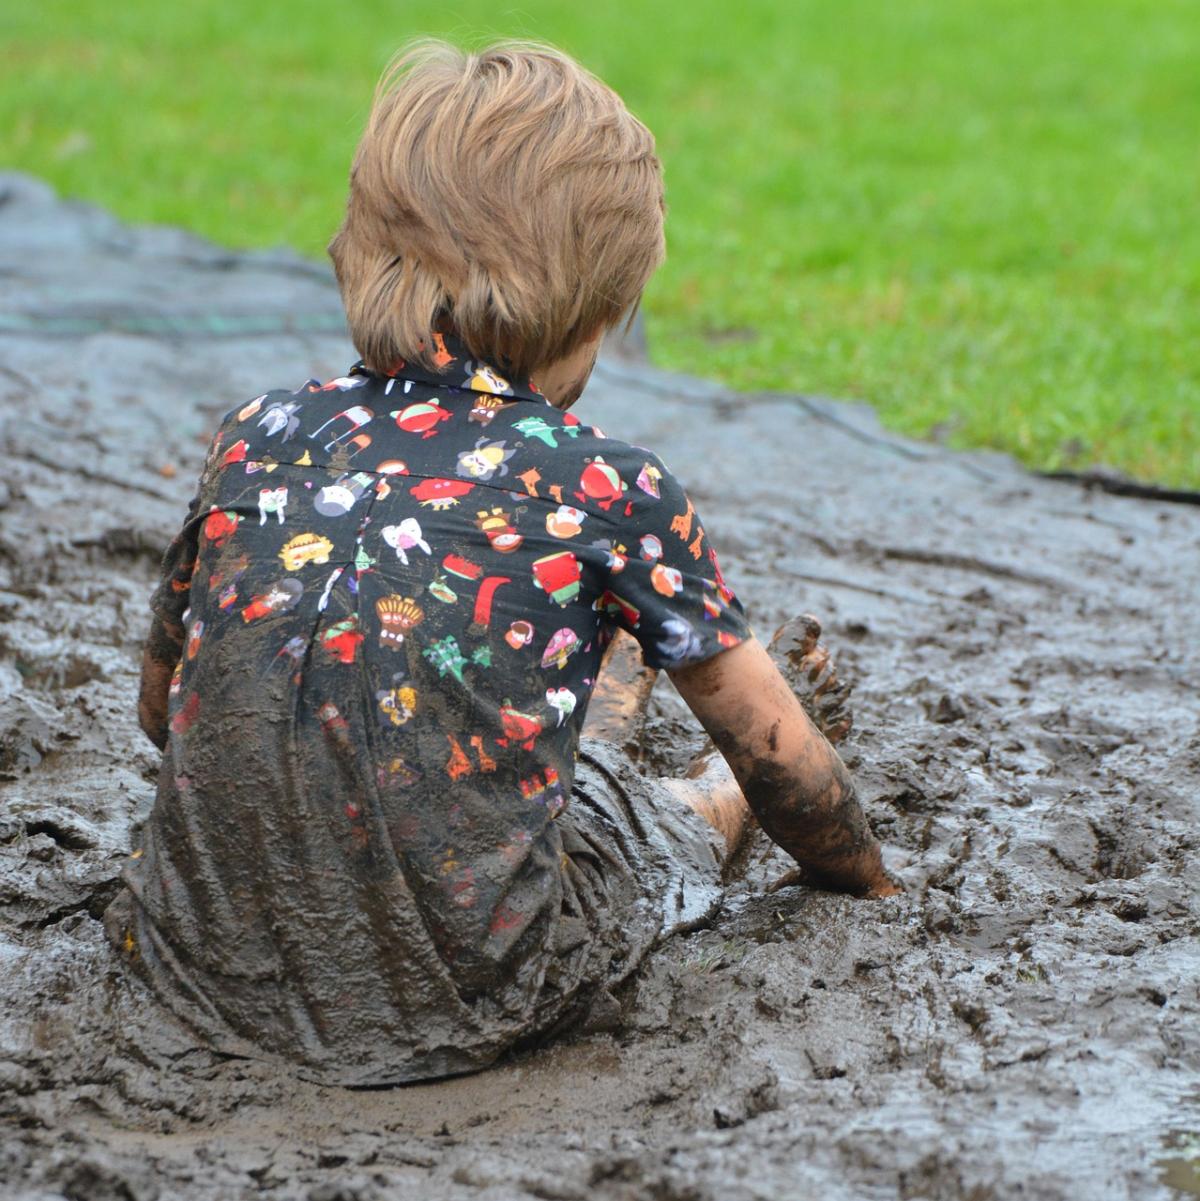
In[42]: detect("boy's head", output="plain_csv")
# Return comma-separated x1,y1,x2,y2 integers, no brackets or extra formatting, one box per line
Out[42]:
329,38,666,382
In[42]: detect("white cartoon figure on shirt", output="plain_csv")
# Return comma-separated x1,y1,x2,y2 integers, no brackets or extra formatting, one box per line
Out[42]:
257,486,288,525
381,518,432,566
309,405,374,452
545,686,577,727
258,401,303,441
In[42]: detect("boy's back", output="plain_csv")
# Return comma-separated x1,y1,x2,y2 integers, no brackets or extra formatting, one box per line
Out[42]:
111,331,749,1083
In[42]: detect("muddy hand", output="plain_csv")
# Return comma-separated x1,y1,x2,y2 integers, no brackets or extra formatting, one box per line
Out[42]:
769,614,854,745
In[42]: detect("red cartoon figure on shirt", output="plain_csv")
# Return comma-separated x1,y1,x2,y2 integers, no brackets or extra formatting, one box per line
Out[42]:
531,550,581,607
241,577,303,622
409,477,475,510
391,399,452,438
575,457,630,513
202,507,239,548
321,615,365,664
497,702,544,751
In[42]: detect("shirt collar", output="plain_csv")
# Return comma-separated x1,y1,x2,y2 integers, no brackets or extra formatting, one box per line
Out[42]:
349,329,550,405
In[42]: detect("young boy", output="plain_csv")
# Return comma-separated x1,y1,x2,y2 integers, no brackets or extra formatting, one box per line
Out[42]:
108,38,898,1087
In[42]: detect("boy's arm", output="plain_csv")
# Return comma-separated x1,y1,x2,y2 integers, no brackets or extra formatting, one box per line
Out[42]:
668,636,898,897
138,616,185,750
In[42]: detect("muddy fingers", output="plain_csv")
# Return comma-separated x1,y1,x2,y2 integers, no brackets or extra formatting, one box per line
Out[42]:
768,614,854,746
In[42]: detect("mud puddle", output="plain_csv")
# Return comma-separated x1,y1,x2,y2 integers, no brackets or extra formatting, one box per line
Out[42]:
1,172,1197,1200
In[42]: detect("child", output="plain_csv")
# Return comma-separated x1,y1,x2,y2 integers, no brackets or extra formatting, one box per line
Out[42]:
108,38,898,1087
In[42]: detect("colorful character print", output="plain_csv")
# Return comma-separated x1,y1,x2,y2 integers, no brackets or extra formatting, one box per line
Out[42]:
546,505,586,539
279,532,333,571
511,415,579,448
424,635,469,682
575,457,629,513
391,399,451,438
465,362,512,394
257,486,288,525
531,550,581,607
321,615,364,664
652,563,684,597
540,627,581,670
380,517,431,566
545,686,576,727
241,577,303,622
409,477,475,510
455,439,516,482
497,703,543,751
639,533,663,561
202,507,239,548
310,405,374,452
519,768,565,817
476,507,523,553
593,589,640,628
376,594,424,648
314,472,374,517
636,461,662,498
656,616,704,664
258,401,302,441
505,620,534,650
377,676,417,727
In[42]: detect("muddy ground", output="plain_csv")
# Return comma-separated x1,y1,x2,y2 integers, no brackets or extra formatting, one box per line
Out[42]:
1,171,1197,1200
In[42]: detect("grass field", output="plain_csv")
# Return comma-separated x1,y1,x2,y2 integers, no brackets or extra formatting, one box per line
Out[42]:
3,2,1197,484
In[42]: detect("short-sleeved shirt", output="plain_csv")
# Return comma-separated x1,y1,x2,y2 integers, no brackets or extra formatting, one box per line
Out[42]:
116,330,752,1083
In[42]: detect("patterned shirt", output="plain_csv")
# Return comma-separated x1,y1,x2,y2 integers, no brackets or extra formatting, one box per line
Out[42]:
125,329,752,1080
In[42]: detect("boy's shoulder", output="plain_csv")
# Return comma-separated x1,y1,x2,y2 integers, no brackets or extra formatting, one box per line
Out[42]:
201,369,681,522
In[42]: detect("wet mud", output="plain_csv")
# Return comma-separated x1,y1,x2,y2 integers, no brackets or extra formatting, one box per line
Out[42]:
2,172,1198,1199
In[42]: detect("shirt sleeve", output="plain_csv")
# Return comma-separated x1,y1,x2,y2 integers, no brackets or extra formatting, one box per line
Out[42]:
148,425,227,628
594,451,753,671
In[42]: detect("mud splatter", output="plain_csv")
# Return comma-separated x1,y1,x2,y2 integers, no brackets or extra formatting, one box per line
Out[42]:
1,172,1197,1200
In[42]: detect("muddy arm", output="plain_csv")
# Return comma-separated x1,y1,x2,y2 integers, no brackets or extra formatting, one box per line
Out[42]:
668,636,897,897
138,617,185,750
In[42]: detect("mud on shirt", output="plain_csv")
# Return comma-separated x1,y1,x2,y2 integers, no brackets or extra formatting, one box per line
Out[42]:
121,330,751,1082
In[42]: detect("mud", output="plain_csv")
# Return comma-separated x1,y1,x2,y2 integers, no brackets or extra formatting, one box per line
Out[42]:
2,171,1198,1200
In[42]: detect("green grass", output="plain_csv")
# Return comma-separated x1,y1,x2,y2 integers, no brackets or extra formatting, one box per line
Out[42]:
3,1,1197,484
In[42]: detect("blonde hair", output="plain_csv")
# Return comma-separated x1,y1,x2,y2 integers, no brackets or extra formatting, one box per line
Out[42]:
328,38,666,381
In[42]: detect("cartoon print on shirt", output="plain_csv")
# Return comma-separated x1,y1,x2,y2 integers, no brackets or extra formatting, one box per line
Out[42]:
636,461,662,498
505,620,534,650
310,405,374,452
531,550,581,607
258,400,302,441
376,674,417,727
476,507,523,553
545,686,576,727
314,471,374,517
546,505,585,539
541,627,581,670
497,701,543,751
575,457,630,514
380,517,431,566
464,362,513,395
202,507,239,548
392,398,452,438
511,414,580,449
279,532,333,571
376,594,424,648
410,477,475,510
257,485,288,525
241,577,303,622
455,439,516,482
469,394,512,426
321,615,365,664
